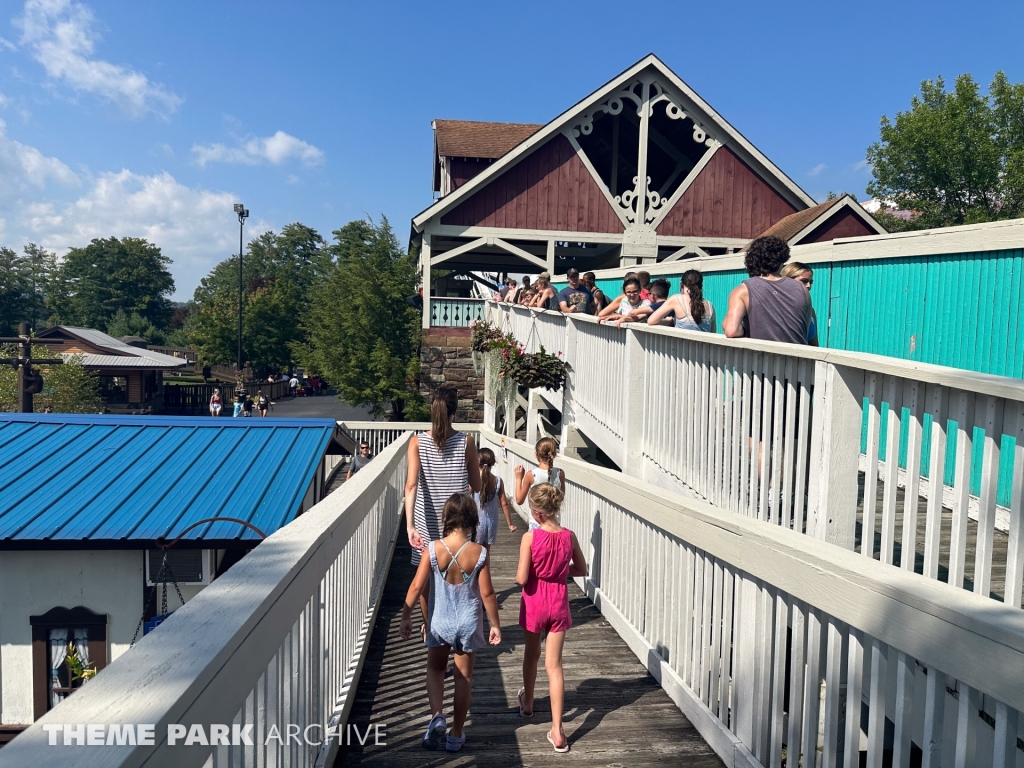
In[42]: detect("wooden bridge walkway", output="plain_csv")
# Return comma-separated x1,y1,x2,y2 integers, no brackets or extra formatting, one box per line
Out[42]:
337,524,722,767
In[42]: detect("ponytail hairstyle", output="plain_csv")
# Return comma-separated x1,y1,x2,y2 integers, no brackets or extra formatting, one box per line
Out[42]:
681,269,706,326
430,387,459,448
528,483,564,522
535,437,559,485
441,493,479,539
479,447,497,504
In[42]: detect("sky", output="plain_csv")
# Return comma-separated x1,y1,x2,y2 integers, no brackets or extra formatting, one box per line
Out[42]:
1,0,1022,300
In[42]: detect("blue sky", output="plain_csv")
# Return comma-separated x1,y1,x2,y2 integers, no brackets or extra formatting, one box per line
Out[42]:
1,0,1022,299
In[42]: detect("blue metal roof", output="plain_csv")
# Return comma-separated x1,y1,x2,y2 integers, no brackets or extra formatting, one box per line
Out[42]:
0,414,339,547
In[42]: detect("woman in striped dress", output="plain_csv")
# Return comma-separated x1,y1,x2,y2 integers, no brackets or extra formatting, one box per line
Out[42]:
405,388,481,625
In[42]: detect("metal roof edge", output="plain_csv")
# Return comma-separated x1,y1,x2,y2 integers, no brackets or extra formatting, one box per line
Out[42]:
0,413,339,429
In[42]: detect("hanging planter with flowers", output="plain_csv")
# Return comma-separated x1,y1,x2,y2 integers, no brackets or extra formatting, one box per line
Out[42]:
471,318,569,393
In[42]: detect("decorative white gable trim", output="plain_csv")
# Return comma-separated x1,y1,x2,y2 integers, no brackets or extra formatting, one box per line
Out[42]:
411,54,814,233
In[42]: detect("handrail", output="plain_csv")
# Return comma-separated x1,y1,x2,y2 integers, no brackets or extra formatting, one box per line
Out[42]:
0,435,411,768
496,302,1024,403
488,300,1024,612
481,426,1024,766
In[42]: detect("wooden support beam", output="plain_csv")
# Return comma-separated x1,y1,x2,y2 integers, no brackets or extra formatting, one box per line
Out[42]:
663,244,711,262
546,240,556,273
491,238,548,271
421,235,432,329
430,237,488,266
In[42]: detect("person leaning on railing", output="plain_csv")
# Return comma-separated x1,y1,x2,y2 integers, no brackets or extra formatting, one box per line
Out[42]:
722,236,810,344
597,274,652,327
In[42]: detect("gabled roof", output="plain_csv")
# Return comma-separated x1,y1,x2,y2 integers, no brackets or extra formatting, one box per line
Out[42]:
0,414,341,548
413,53,816,233
434,120,543,159
755,194,887,244
35,326,187,369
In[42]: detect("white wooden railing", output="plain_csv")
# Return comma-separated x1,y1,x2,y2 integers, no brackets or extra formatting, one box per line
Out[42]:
0,436,410,768
488,303,1024,611
481,426,1024,768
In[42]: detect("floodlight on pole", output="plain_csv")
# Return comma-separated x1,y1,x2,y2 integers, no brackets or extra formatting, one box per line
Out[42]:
234,204,249,377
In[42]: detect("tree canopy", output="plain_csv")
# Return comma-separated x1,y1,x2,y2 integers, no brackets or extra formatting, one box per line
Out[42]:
0,244,57,336
49,237,175,330
186,223,330,374
867,72,1024,230
300,217,425,420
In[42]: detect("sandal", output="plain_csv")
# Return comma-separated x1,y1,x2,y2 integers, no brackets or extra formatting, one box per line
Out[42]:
547,730,569,753
421,714,446,750
445,731,466,752
517,687,532,718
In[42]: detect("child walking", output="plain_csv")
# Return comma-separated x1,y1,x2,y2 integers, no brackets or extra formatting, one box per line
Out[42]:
474,448,517,547
516,483,587,753
514,437,565,530
400,493,501,752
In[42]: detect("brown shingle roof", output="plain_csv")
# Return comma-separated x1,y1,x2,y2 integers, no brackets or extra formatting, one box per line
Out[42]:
433,120,543,160
755,197,845,243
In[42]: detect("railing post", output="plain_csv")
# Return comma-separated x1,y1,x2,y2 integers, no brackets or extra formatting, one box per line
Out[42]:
559,317,580,456
807,362,864,549
620,328,646,478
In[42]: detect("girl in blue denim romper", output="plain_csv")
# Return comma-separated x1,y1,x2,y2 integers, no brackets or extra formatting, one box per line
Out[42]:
400,493,501,753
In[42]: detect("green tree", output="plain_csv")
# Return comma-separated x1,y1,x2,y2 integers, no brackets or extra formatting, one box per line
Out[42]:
22,243,57,329
301,217,424,420
187,224,328,374
866,72,1024,230
49,237,175,330
0,247,31,336
105,309,165,344
0,345,102,413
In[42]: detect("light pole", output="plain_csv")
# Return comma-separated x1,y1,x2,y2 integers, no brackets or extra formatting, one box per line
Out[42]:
233,203,249,377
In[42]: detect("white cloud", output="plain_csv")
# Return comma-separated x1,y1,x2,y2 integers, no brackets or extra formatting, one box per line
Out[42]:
192,131,325,168
852,159,871,172
0,37,16,51
0,93,9,107
0,118,79,195
15,0,182,118
0,125,266,298
807,163,827,177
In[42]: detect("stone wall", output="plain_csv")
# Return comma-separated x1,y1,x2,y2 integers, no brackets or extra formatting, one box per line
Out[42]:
419,327,484,423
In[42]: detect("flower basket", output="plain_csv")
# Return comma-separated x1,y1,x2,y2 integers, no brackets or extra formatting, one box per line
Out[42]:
502,346,568,391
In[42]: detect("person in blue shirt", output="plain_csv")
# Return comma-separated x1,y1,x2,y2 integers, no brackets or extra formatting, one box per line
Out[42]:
556,268,593,314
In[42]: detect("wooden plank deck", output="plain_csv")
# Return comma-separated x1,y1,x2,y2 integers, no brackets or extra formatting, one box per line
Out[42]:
337,525,722,767
854,473,1020,607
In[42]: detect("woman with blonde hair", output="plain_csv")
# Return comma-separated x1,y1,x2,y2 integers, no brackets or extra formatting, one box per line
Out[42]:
780,262,819,346
405,388,482,631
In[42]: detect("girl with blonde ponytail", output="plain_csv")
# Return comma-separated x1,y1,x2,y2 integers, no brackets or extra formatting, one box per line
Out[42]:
514,437,565,531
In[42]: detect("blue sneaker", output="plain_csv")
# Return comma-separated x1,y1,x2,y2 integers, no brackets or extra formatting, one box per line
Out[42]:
421,714,446,750
446,731,466,752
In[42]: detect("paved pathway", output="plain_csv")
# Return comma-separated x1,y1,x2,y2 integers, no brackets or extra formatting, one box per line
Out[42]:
266,393,375,421
337,521,722,767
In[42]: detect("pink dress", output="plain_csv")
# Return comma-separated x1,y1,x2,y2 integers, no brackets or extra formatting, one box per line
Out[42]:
519,528,573,633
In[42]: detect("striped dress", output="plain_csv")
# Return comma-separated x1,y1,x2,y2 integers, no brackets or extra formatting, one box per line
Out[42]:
412,431,469,565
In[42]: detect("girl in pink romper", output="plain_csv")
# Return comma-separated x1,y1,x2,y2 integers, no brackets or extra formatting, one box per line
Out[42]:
516,483,587,753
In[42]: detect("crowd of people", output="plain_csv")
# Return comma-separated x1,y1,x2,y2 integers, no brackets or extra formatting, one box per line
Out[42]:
491,235,819,346
401,388,585,754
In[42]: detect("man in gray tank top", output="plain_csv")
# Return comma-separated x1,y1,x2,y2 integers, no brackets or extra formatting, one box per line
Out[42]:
722,236,810,345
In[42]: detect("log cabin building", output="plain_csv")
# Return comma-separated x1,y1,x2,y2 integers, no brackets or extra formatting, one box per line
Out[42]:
411,54,884,329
